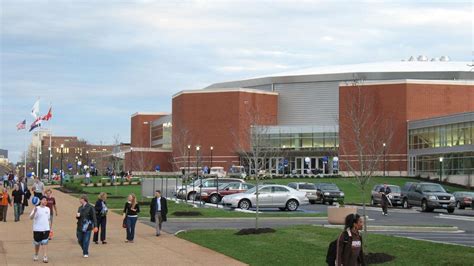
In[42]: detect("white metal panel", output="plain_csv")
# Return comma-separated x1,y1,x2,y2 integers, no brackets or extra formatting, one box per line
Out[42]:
274,82,339,126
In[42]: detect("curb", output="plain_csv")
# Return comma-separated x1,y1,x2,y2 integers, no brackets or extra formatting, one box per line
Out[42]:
316,224,461,232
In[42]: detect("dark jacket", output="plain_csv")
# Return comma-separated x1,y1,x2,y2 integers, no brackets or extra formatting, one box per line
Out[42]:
76,203,98,232
123,202,140,216
150,197,168,222
336,229,366,266
94,199,108,218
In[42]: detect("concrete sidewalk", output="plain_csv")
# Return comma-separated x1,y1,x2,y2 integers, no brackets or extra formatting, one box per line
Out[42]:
0,187,245,265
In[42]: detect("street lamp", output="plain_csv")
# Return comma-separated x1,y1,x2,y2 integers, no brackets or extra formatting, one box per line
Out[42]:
196,145,201,206
211,146,219,207
39,151,42,178
48,147,52,181
186,144,191,203
439,157,443,182
60,144,64,186
86,150,89,167
383,143,386,177
130,147,134,175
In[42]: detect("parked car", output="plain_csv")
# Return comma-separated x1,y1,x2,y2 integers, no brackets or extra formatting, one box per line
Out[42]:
401,182,455,213
452,191,474,209
370,184,402,206
227,165,247,179
209,167,226,178
315,183,344,205
221,184,309,211
176,178,245,200
199,182,255,204
287,182,318,204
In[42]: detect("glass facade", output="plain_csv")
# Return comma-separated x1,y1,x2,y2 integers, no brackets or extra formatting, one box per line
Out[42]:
409,121,474,150
415,152,474,176
254,126,338,150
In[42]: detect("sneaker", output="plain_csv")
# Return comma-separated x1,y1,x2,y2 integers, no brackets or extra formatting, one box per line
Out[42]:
83,255,89,258
33,254,38,261
94,241,99,244
43,256,48,263
102,241,107,244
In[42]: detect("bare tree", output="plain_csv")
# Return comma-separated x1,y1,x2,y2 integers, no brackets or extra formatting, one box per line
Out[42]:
339,79,394,236
233,104,278,230
169,127,191,179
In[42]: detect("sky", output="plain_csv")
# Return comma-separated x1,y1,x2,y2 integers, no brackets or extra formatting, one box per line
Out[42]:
0,0,472,163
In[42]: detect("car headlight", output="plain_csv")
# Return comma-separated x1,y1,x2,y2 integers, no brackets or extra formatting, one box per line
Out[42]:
388,194,393,199
324,192,330,196
450,196,455,201
340,192,344,196
428,195,436,200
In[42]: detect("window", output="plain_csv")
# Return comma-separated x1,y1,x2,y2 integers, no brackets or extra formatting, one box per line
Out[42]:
259,187,272,193
288,183,297,189
273,186,289,193
242,184,254,190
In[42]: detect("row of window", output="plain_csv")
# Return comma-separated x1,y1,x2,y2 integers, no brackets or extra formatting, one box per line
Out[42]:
414,152,474,175
409,122,474,150
255,133,339,149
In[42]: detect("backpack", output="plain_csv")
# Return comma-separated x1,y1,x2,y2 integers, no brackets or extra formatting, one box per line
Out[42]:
326,232,350,265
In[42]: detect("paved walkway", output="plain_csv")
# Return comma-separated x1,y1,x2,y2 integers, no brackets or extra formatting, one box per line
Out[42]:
0,187,245,265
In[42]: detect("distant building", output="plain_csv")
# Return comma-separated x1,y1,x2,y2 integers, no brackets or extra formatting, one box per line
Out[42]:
0,149,8,159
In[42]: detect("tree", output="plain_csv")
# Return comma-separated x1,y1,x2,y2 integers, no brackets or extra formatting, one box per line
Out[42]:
339,78,394,236
233,104,278,230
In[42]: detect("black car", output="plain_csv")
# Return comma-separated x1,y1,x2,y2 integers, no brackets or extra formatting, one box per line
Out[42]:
315,183,344,205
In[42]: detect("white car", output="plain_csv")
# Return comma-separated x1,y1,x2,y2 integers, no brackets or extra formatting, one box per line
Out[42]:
221,184,309,211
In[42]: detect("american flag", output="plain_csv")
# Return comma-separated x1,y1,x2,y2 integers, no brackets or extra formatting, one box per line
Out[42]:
16,119,26,130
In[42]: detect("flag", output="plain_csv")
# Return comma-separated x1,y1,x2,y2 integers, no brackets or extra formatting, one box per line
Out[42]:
29,117,42,132
16,119,26,130
31,99,40,118
42,106,52,121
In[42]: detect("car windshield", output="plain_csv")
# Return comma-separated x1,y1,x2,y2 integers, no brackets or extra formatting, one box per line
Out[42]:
320,184,338,190
421,184,446,193
389,186,401,193
299,184,316,190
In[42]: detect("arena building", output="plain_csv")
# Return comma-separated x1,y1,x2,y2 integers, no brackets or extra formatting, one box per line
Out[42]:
127,58,474,185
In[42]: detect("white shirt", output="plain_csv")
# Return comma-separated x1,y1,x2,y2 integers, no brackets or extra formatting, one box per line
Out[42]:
30,206,51,232
156,197,161,212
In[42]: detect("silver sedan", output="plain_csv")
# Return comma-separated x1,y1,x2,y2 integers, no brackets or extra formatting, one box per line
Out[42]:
221,184,309,211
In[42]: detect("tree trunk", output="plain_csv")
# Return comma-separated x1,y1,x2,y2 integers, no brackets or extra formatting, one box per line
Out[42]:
255,177,259,230
361,186,368,251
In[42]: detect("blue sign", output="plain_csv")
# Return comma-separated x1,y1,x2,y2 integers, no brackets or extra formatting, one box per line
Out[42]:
67,163,73,170
155,165,161,172
322,156,329,162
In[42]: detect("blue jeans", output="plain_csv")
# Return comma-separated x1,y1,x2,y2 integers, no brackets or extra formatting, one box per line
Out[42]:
126,216,138,241
13,203,21,221
76,230,92,255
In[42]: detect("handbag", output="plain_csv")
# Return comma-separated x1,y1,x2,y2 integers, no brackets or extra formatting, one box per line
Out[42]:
122,217,127,228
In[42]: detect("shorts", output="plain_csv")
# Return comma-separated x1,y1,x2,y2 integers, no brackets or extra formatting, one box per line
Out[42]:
33,231,50,246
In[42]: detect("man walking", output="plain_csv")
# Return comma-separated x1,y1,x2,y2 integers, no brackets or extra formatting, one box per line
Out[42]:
149,190,168,236
379,183,392,216
32,177,45,198
30,196,50,263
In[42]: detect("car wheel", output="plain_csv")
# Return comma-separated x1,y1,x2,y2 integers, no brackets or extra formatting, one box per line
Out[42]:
286,199,299,211
187,192,196,201
447,208,455,214
370,198,376,206
402,199,411,209
210,194,220,204
238,199,251,210
456,202,465,210
421,200,429,212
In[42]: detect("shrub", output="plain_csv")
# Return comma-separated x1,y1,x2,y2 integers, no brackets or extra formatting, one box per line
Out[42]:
119,180,124,186
93,182,98,187
128,180,133,185
101,180,107,187
137,180,141,185
64,182,83,193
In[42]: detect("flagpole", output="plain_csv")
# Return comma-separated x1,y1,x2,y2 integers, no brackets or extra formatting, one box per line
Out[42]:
24,119,27,179
48,104,52,181
36,98,40,178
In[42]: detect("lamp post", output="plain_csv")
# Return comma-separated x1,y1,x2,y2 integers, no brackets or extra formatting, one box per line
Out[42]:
86,150,89,167
75,156,79,175
439,157,443,182
60,144,64,186
48,147,52,181
383,143,386,177
186,145,191,203
39,151,42,179
130,147,134,175
211,146,218,207
196,146,201,206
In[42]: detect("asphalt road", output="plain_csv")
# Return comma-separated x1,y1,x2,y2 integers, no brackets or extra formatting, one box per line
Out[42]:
144,202,474,247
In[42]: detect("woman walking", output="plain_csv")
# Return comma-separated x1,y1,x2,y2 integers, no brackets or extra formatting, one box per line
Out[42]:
336,213,366,266
93,192,108,244
76,194,98,258
0,187,12,222
123,193,140,243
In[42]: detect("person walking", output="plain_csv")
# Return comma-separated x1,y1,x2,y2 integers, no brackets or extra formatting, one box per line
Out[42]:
123,193,140,243
93,192,108,244
45,189,58,239
149,190,168,236
20,178,31,215
32,177,45,198
76,194,98,258
2,173,8,188
379,183,392,216
0,187,13,222
336,213,366,266
30,196,50,263
12,184,24,222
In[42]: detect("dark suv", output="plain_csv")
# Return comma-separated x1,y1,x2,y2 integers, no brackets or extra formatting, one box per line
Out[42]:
401,182,455,213
315,183,344,205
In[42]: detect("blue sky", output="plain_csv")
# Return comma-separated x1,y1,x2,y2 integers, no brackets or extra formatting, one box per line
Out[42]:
1,0,472,163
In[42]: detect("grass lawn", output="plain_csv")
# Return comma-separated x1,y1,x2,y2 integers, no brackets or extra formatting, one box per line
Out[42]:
178,225,474,266
248,176,471,204
78,185,326,218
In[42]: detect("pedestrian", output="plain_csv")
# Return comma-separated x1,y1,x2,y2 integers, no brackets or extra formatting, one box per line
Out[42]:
76,194,98,258
21,178,31,215
123,193,140,243
85,171,91,185
336,213,366,266
379,183,392,216
30,196,51,263
8,171,14,188
93,192,108,244
2,172,8,187
12,184,24,222
32,177,45,198
0,187,13,222
149,190,168,236
45,189,58,239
